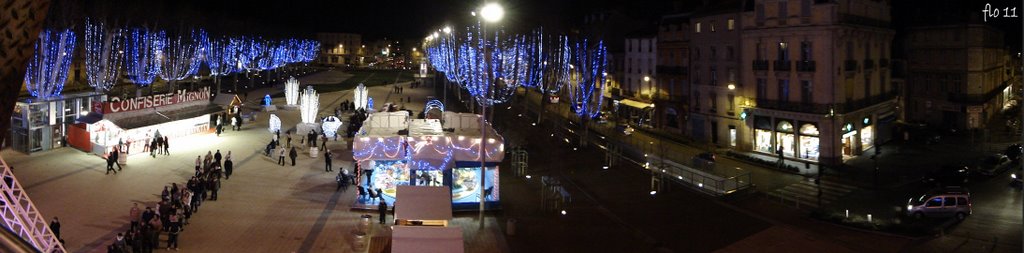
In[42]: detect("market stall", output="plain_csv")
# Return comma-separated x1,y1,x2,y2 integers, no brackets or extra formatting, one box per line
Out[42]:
352,111,503,210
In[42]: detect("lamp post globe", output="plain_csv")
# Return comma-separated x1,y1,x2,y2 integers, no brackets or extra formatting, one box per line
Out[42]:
480,2,505,23
443,26,452,34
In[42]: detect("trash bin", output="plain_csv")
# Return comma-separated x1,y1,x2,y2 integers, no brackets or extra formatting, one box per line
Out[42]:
506,219,517,236
359,214,372,233
309,147,320,158
351,231,367,251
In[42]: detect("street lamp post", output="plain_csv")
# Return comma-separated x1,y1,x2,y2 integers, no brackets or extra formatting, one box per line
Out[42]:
478,2,503,228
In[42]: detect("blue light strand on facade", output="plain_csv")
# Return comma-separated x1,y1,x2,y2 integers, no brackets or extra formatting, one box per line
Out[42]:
24,28,76,99
84,20,124,92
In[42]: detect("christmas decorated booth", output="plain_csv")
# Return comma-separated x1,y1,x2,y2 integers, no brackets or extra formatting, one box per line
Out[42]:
352,111,503,210
67,87,220,158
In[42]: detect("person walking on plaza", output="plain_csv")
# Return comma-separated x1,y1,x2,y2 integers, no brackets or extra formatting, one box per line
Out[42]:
324,149,333,172
320,134,328,150
106,152,118,175
49,217,60,241
216,120,223,137
130,203,141,229
224,155,234,180
378,200,388,224
162,136,169,156
166,223,180,251
286,131,293,148
289,146,298,166
278,148,286,166
272,132,279,146
112,148,123,171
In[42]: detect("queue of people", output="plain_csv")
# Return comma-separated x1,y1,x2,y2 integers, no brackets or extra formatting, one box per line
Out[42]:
107,150,234,253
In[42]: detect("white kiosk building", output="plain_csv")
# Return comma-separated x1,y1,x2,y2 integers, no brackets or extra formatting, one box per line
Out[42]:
352,111,503,210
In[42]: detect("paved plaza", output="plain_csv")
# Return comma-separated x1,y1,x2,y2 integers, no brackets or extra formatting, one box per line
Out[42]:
3,71,507,253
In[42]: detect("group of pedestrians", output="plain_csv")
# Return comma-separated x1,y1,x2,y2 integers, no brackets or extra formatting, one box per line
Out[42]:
339,100,357,112
108,150,235,252
145,136,170,158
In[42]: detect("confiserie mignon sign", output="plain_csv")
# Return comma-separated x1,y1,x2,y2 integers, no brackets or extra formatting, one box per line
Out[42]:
100,87,211,114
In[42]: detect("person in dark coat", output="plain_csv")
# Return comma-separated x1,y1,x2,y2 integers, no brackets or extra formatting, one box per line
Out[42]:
49,217,60,240
106,152,118,175
289,147,298,166
324,149,333,172
378,201,388,224
224,158,233,180
111,148,123,171
214,150,222,167
162,136,169,156
150,138,158,157
208,177,220,201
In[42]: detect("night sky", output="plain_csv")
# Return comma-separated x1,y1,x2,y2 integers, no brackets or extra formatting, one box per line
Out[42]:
68,0,1022,49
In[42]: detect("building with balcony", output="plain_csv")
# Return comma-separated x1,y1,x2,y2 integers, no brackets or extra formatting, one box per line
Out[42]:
904,24,1011,131
689,0,743,147
316,33,363,66
739,0,896,167
654,13,691,134
621,30,658,127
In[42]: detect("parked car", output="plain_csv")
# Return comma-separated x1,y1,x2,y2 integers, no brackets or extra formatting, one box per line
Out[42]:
614,124,634,136
906,187,972,220
692,152,716,170
1004,144,1022,162
922,165,969,187
976,154,1012,176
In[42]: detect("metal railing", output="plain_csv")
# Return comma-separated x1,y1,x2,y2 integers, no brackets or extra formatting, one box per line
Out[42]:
650,160,752,196
0,155,66,253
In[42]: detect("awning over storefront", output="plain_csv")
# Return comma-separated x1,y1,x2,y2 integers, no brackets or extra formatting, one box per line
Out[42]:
75,112,104,124
108,104,223,130
618,99,654,110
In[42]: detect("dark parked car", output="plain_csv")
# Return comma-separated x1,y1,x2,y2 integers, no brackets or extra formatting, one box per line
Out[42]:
692,152,716,170
976,154,1012,176
1004,144,1022,162
923,165,970,187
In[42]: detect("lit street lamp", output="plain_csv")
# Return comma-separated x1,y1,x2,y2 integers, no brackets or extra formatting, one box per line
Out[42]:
477,1,503,227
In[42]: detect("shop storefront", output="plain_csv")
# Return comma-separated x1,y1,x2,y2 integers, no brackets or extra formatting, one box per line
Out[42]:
9,92,106,153
754,116,773,154
841,123,857,157
775,121,796,157
798,123,820,160
66,88,217,157
860,117,874,152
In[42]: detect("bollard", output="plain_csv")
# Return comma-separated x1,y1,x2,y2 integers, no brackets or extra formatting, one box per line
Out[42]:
867,214,873,223
506,219,517,236
845,209,849,218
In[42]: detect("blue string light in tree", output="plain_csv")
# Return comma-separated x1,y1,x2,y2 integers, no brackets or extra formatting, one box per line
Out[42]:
124,27,163,86
559,37,608,119
84,20,124,92
158,29,202,83
24,28,76,99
